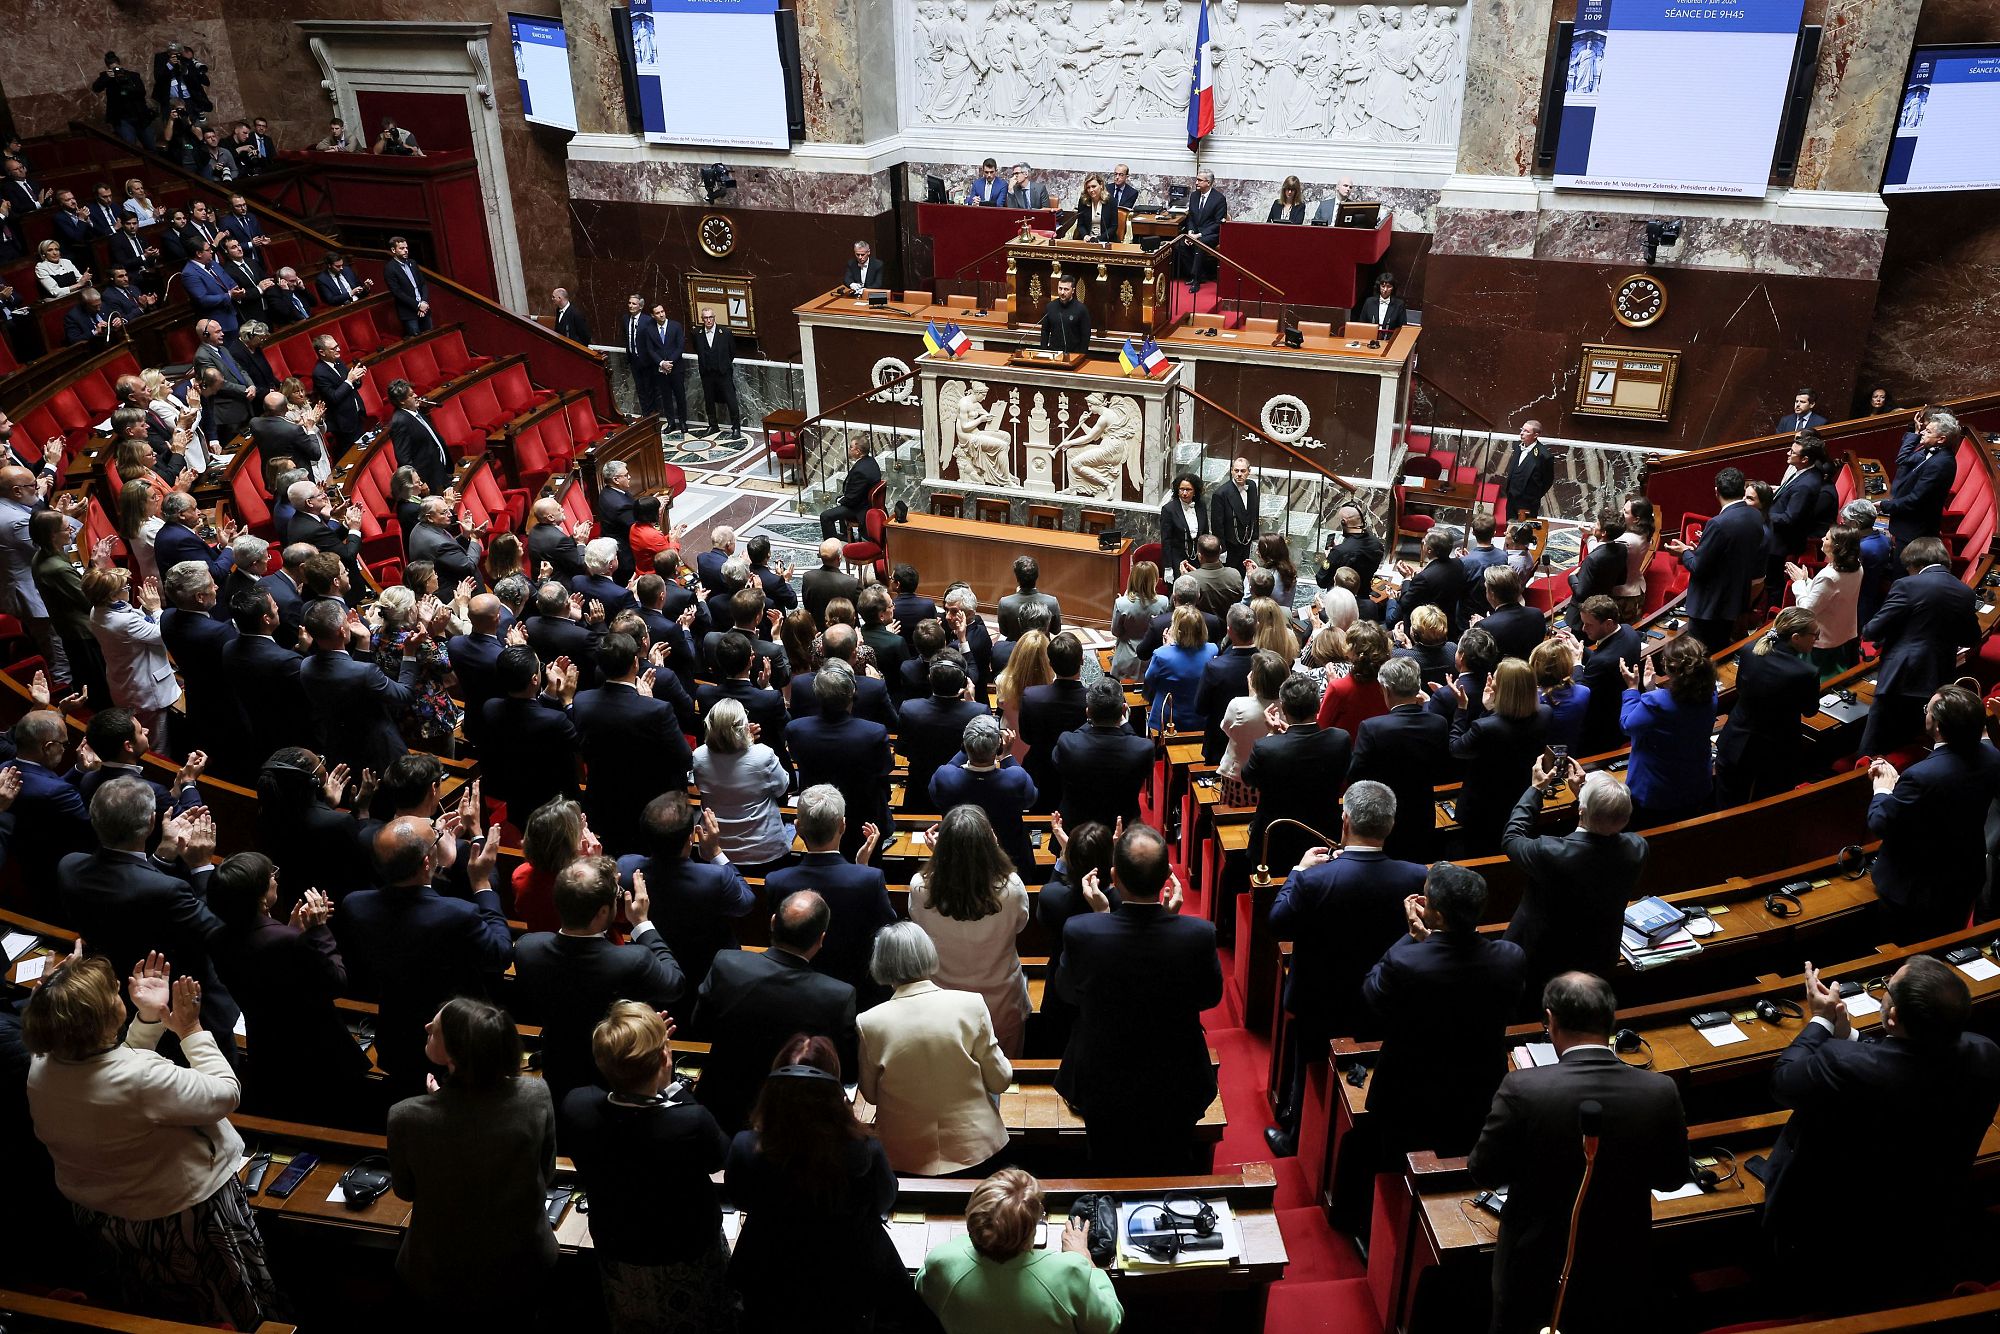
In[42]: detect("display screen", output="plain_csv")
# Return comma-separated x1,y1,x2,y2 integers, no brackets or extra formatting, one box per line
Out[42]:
628,0,790,150
509,14,579,132
1883,45,2000,195
1553,0,1806,198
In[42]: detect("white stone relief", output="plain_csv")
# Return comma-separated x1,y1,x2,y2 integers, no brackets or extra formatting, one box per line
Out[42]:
1057,392,1145,498
910,0,1464,147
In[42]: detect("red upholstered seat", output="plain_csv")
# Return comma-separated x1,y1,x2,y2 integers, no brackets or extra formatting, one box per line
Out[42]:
492,362,554,421
72,370,118,419
428,398,482,458
341,310,386,355
557,477,593,531
1641,547,1690,615
399,342,443,396
1403,452,1443,481
564,396,611,450
507,420,555,496
431,329,492,377
83,495,126,566
457,377,508,433
45,387,91,435
356,370,387,422
841,507,887,580
659,463,686,498
764,426,801,483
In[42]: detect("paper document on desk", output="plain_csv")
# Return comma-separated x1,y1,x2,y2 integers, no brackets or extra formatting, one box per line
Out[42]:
1844,992,1882,1018
1651,1182,1705,1203
889,1220,931,1271
1959,957,2000,982
2,931,37,963
13,955,45,982
1696,1021,1749,1047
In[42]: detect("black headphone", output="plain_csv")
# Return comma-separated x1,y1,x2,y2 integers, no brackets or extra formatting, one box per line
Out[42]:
1612,1028,1653,1069
1764,889,1803,918
1688,1146,1738,1191
1125,1193,1218,1260
1754,997,1805,1025
1837,844,1869,880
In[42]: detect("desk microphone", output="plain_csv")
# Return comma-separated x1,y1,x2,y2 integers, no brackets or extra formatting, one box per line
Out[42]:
1543,1099,1604,1334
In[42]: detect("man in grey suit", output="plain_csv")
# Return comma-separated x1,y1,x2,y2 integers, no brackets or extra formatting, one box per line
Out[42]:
192,316,255,430
245,391,323,475
997,555,1062,640
0,466,81,681
406,496,482,591
1003,163,1050,209
1184,534,1244,618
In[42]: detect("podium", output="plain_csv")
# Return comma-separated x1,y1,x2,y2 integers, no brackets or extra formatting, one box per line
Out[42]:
1005,237,1175,341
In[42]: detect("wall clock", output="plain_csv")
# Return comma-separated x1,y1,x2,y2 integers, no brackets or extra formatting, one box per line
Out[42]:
1612,273,1667,328
698,213,737,259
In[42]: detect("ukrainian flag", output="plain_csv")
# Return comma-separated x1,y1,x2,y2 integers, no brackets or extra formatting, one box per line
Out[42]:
923,320,947,355
1119,338,1142,376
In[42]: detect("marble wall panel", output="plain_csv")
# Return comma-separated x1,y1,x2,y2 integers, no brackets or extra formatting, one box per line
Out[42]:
792,0,868,143
570,157,893,215
1452,0,1550,176
1792,0,1925,193
0,9,253,138
560,0,632,136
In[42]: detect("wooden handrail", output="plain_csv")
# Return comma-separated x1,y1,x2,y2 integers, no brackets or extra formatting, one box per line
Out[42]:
1180,383,1355,492
1175,234,1285,305
796,364,925,434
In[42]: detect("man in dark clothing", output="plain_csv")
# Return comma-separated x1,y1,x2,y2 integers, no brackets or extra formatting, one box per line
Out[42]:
820,438,881,539
1501,761,1648,1004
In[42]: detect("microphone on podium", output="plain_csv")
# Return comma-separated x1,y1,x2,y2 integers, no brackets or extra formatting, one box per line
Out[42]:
1543,1099,1605,1334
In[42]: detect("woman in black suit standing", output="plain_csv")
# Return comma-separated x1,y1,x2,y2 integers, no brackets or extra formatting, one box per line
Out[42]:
1713,607,1822,805
1068,173,1126,243
1159,472,1206,573
1268,175,1306,224
1447,657,1551,856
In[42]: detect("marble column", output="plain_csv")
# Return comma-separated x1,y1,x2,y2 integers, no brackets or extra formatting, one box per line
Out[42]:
1453,0,1554,177
1792,0,1926,193
560,0,633,136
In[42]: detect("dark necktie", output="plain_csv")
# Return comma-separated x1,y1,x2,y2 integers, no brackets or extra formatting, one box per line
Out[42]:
218,345,246,384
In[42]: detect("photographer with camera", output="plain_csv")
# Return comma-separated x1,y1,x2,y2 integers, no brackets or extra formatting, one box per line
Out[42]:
93,53,152,147
151,41,210,122
154,101,203,170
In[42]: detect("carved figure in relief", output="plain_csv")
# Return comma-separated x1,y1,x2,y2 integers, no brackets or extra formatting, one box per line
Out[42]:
1037,0,1104,122
1337,5,1380,134
1366,7,1425,142
1057,393,1143,499
1085,0,1145,122
926,0,980,121
1243,3,1305,133
1208,0,1247,123
915,1,948,108
1131,0,1192,119
943,381,1018,487
1280,7,1339,137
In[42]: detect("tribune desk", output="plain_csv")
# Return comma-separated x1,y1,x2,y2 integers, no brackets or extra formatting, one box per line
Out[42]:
885,511,1131,629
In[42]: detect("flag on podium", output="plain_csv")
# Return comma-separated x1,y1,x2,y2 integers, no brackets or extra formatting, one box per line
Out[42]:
922,320,948,355
1118,338,1143,376
942,322,971,357
1187,0,1216,151
1137,338,1170,378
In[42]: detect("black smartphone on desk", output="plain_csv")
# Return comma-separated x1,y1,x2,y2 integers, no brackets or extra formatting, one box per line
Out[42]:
265,1151,319,1200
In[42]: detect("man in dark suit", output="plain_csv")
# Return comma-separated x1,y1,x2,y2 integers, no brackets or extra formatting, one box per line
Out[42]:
1364,861,1526,1156
1572,596,1642,756
248,390,323,476
1107,163,1139,210
523,579,607,690
297,601,418,773
1243,675,1352,877
1019,631,1089,813
217,237,272,327
790,626,896,729
1348,657,1451,865
100,268,150,324
445,594,507,750
900,657,986,806
1766,439,1830,562
765,785,897,1004
1056,824,1222,1174
1664,467,1766,652
60,778,238,1055
259,544,312,649
224,589,313,762
1775,388,1828,434
964,159,1008,206
887,563,937,646
1502,761,1647,1001
997,556,1062,640
283,478,366,588
1565,511,1630,632
262,267,314,327
1002,163,1051,209
511,856,685,1102
1052,681,1155,834
572,632,691,855
1859,536,1981,758
61,290,122,347
481,646,583,830
1264,779,1426,1155
315,252,372,306
692,307,740,438
8,712,97,919
154,492,234,586
595,460,637,580
1500,420,1555,520
617,293,656,418
1208,455,1261,570
383,234,432,335
527,495,591,582
841,240,885,295
1318,501,1385,591
110,216,159,281
386,379,454,496
1177,169,1227,292
1389,528,1466,635
310,333,371,450
691,889,857,1133
1471,972,1688,1334
333,818,513,1098
1867,684,2000,942
406,497,481,591
788,663,892,860
697,631,792,775
1196,605,1258,763
160,560,244,764
1139,575,1225,662
1352,273,1407,331
551,286,590,345
641,301,688,436
617,790,760,993
1883,410,1960,551
801,537,861,621
1478,567,1547,662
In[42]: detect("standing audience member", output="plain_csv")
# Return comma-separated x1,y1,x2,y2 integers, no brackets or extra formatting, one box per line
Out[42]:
1347,656,1449,865
1502,761,1647,1001
1714,608,1822,805
1867,684,2000,942
1663,467,1765,651
1785,525,1862,678
910,804,1032,1057
1243,673,1352,878
1052,679,1155,835
1446,657,1549,856
616,792,758,991
1571,596,1641,756
789,660,892,861
764,784,895,1003
1860,536,1979,759
931,714,1039,877
691,696,794,876
1619,635,1719,828
1882,408,1961,550
1144,605,1217,731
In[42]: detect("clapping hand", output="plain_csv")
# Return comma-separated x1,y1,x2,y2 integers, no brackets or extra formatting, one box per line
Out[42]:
623,870,651,927
1802,961,1850,1039
696,807,724,860
174,751,207,790
1783,561,1807,585
128,951,173,1023
1616,656,1643,690
323,762,351,806
1080,868,1111,913
1403,893,1432,941
1162,867,1185,914
288,888,334,931
857,821,882,865
137,576,162,614
73,740,101,772
0,765,21,813
1867,757,1900,794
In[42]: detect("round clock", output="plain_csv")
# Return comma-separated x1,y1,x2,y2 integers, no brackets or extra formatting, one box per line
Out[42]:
698,213,736,259
1612,273,1667,329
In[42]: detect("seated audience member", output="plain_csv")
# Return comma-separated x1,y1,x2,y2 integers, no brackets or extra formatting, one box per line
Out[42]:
1867,684,2000,942
818,437,880,541
1503,760,1646,1002
1244,672,1352,878
1144,605,1217,731
1053,679,1154,835
857,921,1013,1177
1859,535,1980,759
694,890,857,1134
901,656,986,805
572,631,691,854
23,953,283,1328
1057,823,1220,1175
1448,657,1550,856
210,851,376,1128
790,661,893,860
1619,634,1720,828
512,855,686,1102
1470,973,1688,1334
558,1003,732,1334
765,784,895,1003
1714,607,1822,805
691,696,793,875
723,1034,910,1333
1348,656,1450,865
333,817,511,1099
918,1168,1125,1334
617,791,757,991
933,713,1039,876
387,998,558,1320
1364,861,1526,1157
1317,619,1393,736
910,803,1032,1057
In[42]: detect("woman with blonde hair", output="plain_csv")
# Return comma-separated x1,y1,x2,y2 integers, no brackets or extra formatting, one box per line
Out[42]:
1142,605,1215,730
1447,656,1550,855
1110,559,1167,678
279,375,332,479
1393,602,1457,686
372,583,460,747
122,177,156,224
35,237,88,296
1530,637,1591,751
812,596,878,673
994,627,1052,758
1296,624,1349,695
1715,606,1821,805
116,477,164,582
1250,595,1300,662
1268,174,1307,224
917,1168,1124,1331
691,696,793,873
1069,171,1128,243
909,805,1032,1056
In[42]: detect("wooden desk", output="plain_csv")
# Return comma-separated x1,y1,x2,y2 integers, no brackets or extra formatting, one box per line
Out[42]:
885,512,1130,629
1004,236,1173,340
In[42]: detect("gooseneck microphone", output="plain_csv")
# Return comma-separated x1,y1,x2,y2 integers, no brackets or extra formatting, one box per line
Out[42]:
1544,1099,1605,1334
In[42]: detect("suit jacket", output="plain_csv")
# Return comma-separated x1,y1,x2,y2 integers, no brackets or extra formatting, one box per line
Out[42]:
692,947,857,1133
965,176,1009,206
1501,788,1647,995
161,605,244,761
1678,501,1766,622
511,927,686,1099
258,570,307,647
1863,564,1979,702
1886,433,1958,546
616,853,759,993
109,231,155,274
1470,1047,1687,1334
1714,646,1821,796
1270,847,1426,1042
1069,200,1125,242
1056,902,1221,1122
1777,410,1828,433
1158,497,1207,574
787,669,896,731
1194,645,1257,763
1108,181,1140,210
1481,603,1548,664
215,917,371,1122
1320,529,1386,590
528,521,587,583
406,521,480,591
572,683,691,854
898,695,987,809
639,317,685,381
997,590,1060,641
552,303,590,344
247,414,321,470
1052,722,1155,834
221,257,266,324
389,408,453,495
1767,467,1829,555
316,266,365,306
597,486,636,562
333,881,512,1088
62,304,114,345
1019,678,1089,810
222,633,313,762
1868,741,2000,921
263,283,313,327
445,631,503,746
693,325,735,378
1003,182,1051,208
311,358,368,445
11,762,93,917
1243,723,1352,874
1448,707,1550,854
801,566,861,624
789,711,892,859
1208,479,1261,554
1567,539,1627,611
61,851,237,1053
842,257,885,290
891,593,938,645
299,648,418,772
1351,294,1407,330
1364,930,1526,1153
697,678,792,773
833,454,881,516
765,852,898,1004
1181,189,1227,245
1501,440,1555,509
1576,624,1642,756
1349,703,1452,864
856,981,1011,1175
385,257,428,322
480,694,582,826
1396,557,1466,635
153,521,233,586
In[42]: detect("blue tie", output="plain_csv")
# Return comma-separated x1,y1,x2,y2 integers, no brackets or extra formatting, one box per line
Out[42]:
218,345,246,384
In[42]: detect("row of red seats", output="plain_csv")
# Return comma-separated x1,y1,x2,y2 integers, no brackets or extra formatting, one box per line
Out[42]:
11,347,143,461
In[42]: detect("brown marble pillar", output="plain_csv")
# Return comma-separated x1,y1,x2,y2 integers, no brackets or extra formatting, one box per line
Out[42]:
1454,0,1555,177
1793,0,1926,192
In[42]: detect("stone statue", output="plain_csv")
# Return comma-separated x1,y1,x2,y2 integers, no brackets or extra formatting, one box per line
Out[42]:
1056,393,1144,499
942,381,1018,487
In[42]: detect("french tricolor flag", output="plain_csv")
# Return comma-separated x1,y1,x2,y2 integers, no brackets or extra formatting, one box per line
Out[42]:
1187,0,1215,151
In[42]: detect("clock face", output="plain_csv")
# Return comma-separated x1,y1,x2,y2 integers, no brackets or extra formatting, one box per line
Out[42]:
1613,274,1667,328
698,213,736,259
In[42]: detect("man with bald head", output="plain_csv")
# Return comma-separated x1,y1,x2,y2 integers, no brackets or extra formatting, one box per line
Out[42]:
526,494,589,583
0,464,82,685
246,388,319,471
801,536,860,626
334,814,511,1097
407,494,481,590
448,592,509,749
691,886,858,1132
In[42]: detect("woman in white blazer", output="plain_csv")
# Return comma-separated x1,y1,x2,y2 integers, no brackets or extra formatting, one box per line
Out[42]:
83,563,180,746
856,922,1012,1176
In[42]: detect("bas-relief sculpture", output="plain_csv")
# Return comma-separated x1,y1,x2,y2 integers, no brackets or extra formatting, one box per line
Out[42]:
932,378,1151,501
910,0,1467,147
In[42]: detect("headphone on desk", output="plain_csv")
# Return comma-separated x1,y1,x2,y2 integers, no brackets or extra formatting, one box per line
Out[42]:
1687,1145,1738,1191
1837,844,1869,880
1125,1193,1219,1260
1613,1028,1653,1069
1764,889,1803,918
1754,997,1805,1025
